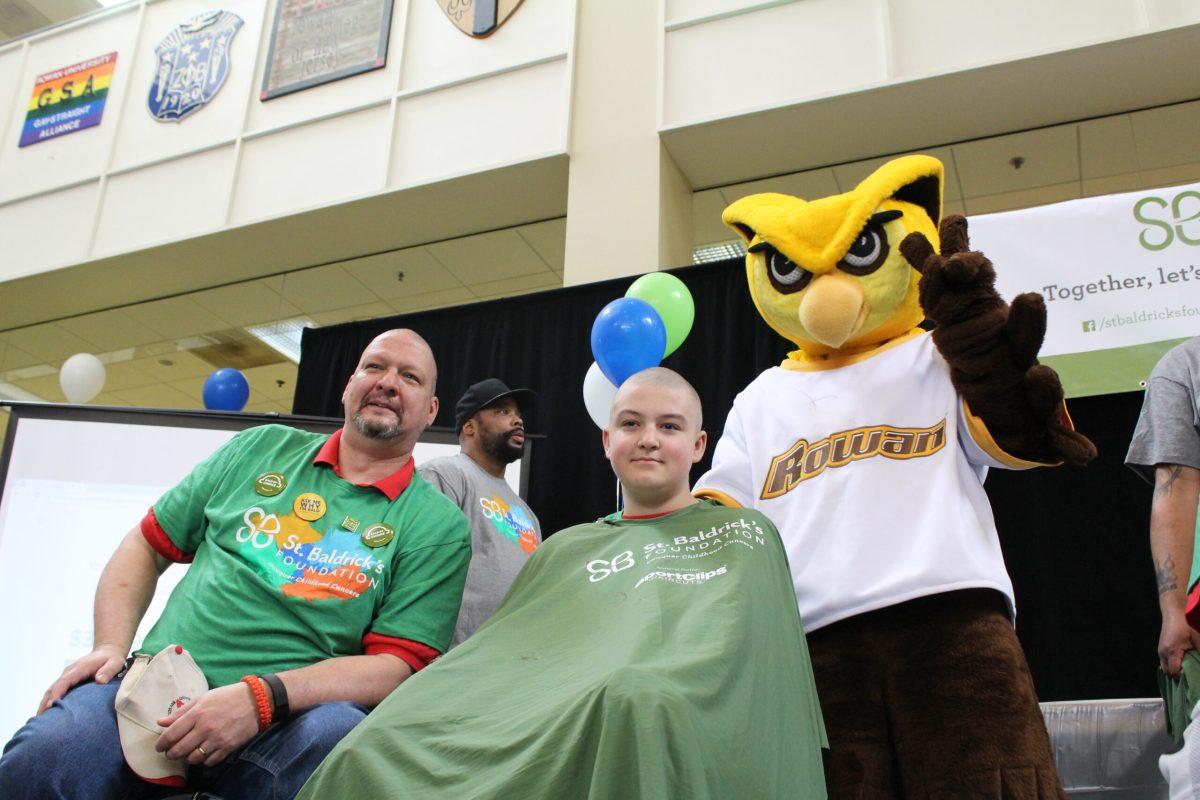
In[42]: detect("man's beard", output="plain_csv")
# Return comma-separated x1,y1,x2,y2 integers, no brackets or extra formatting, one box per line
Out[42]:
353,406,403,441
481,428,524,464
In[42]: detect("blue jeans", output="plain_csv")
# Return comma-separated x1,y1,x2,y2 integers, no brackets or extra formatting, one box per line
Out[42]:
0,679,367,800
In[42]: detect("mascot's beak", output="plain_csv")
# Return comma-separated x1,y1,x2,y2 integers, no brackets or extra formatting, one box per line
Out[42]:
798,274,868,349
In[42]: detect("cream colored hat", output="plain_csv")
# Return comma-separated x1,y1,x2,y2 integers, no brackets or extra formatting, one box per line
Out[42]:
114,644,208,786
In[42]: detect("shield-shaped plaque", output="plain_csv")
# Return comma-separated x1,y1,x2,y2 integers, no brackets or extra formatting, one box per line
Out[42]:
436,0,523,38
147,10,244,123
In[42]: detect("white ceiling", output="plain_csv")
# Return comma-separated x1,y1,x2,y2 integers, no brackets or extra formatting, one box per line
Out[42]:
0,0,99,42
0,215,568,412
694,100,1200,246
662,22,1200,191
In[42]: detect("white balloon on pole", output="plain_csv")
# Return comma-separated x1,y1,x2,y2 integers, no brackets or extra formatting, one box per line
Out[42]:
582,361,619,428
59,353,106,404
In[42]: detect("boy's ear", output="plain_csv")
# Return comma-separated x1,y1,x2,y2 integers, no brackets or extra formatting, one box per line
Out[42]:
692,430,708,463
601,427,611,457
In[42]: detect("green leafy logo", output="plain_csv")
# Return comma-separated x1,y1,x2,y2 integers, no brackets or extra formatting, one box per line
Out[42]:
1134,190,1200,251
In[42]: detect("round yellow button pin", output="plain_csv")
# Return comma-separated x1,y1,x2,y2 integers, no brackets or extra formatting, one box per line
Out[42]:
294,492,327,522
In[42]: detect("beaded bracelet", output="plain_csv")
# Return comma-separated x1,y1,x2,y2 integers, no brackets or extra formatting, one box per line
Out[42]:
241,675,272,731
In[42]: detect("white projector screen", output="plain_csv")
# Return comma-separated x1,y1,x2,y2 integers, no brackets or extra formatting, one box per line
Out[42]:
0,403,527,745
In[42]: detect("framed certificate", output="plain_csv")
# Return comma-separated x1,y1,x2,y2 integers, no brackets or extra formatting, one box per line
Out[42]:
261,0,394,101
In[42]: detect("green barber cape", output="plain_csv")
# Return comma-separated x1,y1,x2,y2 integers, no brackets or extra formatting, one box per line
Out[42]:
299,500,827,799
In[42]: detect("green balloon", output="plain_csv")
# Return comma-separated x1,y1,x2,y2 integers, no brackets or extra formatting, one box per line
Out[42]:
625,273,695,357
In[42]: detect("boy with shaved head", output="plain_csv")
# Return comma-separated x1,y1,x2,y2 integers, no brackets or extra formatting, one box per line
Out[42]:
300,367,827,799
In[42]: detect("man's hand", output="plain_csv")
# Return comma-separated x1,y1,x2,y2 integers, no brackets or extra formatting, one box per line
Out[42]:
38,643,127,714
1160,611,1200,678
155,682,261,766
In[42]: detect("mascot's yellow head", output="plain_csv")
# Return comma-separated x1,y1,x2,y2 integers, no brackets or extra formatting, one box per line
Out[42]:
723,155,943,359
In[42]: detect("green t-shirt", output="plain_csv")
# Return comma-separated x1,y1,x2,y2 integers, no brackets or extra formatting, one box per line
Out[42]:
300,499,827,800
1190,514,1200,590
140,424,470,688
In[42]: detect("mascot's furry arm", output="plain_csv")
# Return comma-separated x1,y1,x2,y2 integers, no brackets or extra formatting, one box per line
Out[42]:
900,215,1097,466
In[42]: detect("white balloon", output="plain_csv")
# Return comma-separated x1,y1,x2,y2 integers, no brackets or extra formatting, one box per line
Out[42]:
59,353,106,404
582,362,619,429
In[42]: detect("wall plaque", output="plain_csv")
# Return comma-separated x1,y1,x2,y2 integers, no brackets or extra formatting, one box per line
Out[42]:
261,0,395,100
147,11,244,122
436,0,523,38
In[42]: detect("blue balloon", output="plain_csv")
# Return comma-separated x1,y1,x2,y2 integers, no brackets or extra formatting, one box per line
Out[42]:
203,368,250,411
590,298,667,387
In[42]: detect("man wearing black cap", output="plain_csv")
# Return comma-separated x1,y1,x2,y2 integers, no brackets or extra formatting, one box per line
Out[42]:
419,379,542,646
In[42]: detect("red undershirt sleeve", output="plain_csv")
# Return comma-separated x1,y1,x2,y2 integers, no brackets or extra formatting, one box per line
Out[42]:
140,507,195,564
362,632,442,672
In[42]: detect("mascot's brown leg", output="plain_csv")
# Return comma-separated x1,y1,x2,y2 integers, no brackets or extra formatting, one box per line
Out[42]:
810,591,1065,800
810,617,903,799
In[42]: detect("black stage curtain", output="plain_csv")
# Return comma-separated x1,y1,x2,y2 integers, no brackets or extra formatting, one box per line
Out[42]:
294,257,1158,701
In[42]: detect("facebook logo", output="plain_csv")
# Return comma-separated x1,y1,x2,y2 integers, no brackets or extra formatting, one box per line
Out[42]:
1082,320,1096,333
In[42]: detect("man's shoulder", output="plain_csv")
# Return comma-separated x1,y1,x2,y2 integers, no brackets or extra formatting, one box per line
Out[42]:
233,423,323,449
195,424,320,472
417,453,469,478
1150,338,1200,384
404,472,471,542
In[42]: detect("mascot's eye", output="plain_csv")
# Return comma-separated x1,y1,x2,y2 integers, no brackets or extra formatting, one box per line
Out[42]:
755,246,812,294
839,225,889,275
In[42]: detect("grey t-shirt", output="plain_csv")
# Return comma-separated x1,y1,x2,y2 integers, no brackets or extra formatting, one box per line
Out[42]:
1127,337,1200,484
1126,337,1200,587
418,453,541,646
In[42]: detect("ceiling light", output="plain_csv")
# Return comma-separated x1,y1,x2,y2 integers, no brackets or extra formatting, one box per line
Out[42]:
0,380,45,402
1,364,56,381
692,241,745,264
95,0,129,8
245,318,314,364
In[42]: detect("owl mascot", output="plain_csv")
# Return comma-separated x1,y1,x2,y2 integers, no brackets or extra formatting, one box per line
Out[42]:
695,155,1096,799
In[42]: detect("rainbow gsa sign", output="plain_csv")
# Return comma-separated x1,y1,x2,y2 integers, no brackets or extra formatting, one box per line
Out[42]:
19,53,118,148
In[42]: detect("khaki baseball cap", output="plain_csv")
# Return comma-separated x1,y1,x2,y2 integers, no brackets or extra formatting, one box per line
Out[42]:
114,644,208,786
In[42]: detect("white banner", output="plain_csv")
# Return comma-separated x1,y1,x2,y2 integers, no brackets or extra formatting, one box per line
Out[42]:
967,181,1200,396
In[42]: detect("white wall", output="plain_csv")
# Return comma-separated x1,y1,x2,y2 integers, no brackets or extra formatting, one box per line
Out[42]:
0,6,141,203
660,0,1200,129
0,0,574,281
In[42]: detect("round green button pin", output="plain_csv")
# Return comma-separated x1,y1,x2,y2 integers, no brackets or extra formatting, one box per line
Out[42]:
254,472,287,496
361,523,394,548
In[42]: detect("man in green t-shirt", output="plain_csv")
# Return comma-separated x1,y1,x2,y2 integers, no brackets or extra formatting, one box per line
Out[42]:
299,368,827,799
0,329,471,800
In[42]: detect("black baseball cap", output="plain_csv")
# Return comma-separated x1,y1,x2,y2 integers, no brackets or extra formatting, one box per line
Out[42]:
454,379,536,435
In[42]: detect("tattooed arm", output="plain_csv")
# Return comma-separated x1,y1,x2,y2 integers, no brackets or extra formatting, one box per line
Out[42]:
1151,463,1200,677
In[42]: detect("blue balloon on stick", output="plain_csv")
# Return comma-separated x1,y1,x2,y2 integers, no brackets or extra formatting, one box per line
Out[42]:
590,298,667,387
203,368,250,411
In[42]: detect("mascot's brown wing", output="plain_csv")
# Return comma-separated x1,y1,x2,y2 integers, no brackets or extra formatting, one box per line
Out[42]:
899,215,1097,466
